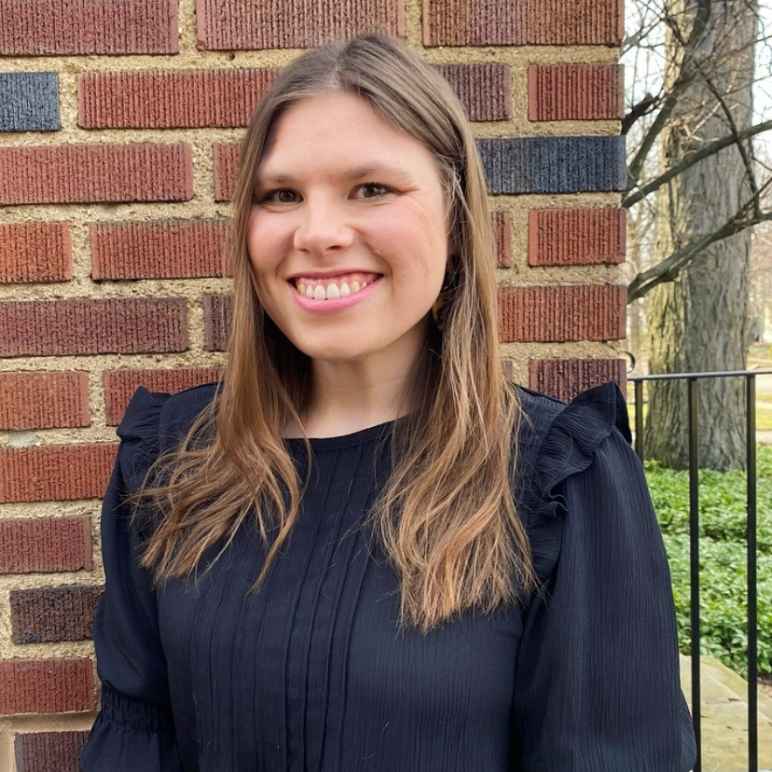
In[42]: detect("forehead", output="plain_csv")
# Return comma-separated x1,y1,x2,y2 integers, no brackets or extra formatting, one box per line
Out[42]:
255,92,439,185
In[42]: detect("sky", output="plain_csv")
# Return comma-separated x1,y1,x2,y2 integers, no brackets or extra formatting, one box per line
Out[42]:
622,2,772,149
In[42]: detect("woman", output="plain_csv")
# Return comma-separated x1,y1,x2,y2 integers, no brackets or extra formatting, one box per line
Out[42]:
80,33,697,771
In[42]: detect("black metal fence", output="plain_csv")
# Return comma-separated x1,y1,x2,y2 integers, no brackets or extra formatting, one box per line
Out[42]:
628,368,772,772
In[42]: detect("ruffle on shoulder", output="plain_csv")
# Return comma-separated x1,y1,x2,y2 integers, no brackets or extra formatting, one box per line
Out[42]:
116,386,172,495
524,381,632,587
535,380,631,521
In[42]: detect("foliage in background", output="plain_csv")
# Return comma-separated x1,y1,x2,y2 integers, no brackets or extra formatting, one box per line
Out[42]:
646,445,772,677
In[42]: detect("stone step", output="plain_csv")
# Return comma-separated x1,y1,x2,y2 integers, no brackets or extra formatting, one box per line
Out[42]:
679,654,772,771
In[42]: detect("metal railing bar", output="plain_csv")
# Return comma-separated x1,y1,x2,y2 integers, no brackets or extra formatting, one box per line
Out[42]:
625,369,766,772
629,368,772,381
746,374,758,772
687,377,702,771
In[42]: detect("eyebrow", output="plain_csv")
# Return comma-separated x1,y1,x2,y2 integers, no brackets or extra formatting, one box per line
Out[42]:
255,163,413,186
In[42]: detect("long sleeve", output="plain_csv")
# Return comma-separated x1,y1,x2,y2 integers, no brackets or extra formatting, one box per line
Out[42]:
511,382,697,771
80,387,184,772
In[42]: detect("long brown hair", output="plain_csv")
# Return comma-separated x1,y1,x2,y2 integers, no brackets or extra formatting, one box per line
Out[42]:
126,32,537,634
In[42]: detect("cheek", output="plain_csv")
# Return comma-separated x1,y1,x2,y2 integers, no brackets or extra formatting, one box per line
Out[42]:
246,211,282,273
384,204,448,290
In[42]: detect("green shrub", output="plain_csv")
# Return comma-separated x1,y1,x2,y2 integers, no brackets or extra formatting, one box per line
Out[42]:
645,445,772,679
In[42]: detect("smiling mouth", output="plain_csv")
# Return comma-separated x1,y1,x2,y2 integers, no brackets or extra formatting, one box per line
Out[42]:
288,275,383,301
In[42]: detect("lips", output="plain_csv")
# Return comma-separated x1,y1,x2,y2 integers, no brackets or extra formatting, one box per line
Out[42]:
290,274,381,298
289,274,384,311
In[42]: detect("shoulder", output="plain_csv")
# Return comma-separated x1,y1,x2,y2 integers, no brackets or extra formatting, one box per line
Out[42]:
116,381,221,486
512,380,632,515
510,380,633,585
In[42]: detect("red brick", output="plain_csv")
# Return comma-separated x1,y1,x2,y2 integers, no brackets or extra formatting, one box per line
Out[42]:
0,0,178,56
90,219,231,280
528,64,624,121
103,367,223,425
202,294,231,351
423,0,623,46
14,731,91,772
0,371,90,431
435,64,511,121
0,297,188,357
213,143,240,202
0,443,116,504
0,517,93,575
0,658,94,716
196,0,406,50
79,69,277,129
423,0,527,46
526,0,624,45
528,357,628,402
0,144,193,206
492,210,513,268
0,223,72,284
11,585,103,644
497,285,626,343
528,208,626,266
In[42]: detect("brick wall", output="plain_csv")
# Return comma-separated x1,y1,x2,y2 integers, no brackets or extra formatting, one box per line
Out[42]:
0,1,627,769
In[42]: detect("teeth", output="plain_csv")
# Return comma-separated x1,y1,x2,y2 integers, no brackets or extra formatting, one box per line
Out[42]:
296,275,375,301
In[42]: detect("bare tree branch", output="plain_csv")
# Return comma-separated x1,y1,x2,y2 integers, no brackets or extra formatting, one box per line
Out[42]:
626,0,713,186
627,176,772,301
623,118,772,207
622,93,661,134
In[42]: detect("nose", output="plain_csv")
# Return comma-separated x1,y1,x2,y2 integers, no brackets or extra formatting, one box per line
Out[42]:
292,196,355,254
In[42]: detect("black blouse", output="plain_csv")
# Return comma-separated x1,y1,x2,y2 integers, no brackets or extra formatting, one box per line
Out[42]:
79,380,697,771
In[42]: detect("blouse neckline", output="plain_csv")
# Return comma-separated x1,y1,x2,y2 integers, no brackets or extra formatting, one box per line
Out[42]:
282,412,415,452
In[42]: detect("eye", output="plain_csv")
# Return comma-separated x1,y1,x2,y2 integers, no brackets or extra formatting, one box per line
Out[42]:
255,182,393,205
257,188,298,204
354,182,392,199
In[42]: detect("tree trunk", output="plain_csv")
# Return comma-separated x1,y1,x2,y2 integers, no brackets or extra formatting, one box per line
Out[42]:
645,0,757,470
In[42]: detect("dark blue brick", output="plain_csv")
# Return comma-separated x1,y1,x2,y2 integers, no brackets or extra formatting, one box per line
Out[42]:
0,72,60,132
477,136,626,194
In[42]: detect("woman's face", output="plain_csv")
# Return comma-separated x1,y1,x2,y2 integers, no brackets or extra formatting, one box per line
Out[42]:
247,90,451,366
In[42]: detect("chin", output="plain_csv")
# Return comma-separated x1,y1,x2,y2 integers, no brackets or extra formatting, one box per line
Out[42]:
303,345,374,362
